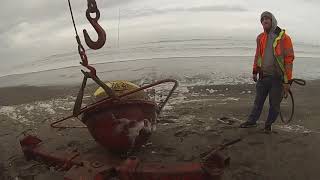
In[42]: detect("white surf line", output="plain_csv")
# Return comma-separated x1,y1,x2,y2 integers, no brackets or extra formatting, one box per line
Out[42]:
169,97,240,105
177,98,217,104
227,117,319,134
275,124,319,134
0,96,75,125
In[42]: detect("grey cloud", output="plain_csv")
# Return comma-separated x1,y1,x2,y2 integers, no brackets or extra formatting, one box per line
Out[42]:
100,0,136,8
0,1,75,35
301,0,320,3
188,5,247,12
119,5,247,19
0,1,246,34
0,2,247,53
0,0,134,34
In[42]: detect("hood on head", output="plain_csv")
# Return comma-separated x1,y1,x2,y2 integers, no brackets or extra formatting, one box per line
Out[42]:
260,11,278,32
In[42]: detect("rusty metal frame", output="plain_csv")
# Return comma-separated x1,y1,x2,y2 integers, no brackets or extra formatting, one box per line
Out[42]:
20,135,237,180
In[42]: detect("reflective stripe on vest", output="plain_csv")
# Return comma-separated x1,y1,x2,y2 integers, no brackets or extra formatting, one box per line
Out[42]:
273,30,288,83
257,56,262,67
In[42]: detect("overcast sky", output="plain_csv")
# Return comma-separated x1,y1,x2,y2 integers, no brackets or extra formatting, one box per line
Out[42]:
1,0,319,72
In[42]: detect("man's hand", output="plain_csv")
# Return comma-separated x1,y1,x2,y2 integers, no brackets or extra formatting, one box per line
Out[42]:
253,74,258,82
283,83,290,98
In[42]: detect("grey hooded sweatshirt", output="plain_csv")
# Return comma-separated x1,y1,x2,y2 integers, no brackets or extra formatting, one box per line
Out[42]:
260,11,282,77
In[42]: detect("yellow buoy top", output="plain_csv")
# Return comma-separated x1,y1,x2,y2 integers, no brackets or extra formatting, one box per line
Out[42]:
94,80,147,100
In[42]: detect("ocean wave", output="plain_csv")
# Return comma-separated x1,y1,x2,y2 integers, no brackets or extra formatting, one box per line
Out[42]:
1,39,320,78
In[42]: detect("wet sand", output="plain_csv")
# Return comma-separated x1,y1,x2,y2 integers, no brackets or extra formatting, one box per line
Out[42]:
1,75,320,180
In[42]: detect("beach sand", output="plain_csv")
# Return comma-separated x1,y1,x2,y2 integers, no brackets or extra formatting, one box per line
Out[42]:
1,58,320,180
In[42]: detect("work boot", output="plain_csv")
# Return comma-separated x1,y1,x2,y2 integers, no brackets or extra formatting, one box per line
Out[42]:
264,124,272,134
239,121,257,128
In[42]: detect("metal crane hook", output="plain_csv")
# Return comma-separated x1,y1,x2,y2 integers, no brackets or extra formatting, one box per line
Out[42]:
83,0,106,50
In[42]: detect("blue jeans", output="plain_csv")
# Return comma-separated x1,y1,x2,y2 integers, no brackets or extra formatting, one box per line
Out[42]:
248,76,283,126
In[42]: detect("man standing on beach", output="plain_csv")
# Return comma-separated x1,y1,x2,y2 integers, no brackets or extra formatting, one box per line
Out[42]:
240,11,295,133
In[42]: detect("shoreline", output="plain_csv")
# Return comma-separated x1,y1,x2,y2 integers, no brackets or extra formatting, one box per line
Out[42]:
1,78,318,106
1,56,319,88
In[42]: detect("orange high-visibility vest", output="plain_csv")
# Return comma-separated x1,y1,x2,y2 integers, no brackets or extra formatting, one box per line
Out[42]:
253,29,294,83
